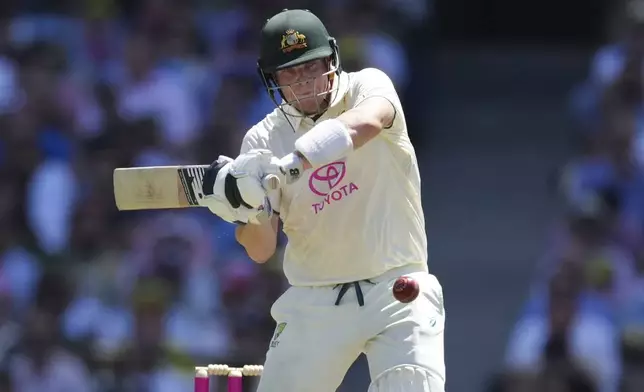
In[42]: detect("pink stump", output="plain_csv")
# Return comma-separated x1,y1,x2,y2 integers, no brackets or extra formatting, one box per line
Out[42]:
227,374,243,392
194,373,209,392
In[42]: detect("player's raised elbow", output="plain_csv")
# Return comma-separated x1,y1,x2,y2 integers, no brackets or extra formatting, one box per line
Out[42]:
348,120,379,149
345,97,396,148
246,245,276,264
239,236,276,264
369,97,396,130
235,222,278,264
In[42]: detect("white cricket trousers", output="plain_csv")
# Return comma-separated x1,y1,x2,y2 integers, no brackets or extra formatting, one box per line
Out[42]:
256,264,446,392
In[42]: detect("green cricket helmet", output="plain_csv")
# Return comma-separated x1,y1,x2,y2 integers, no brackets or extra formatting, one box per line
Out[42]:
257,9,342,116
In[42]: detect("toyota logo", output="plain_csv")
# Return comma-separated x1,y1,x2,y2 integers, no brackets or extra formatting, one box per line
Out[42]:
308,161,346,196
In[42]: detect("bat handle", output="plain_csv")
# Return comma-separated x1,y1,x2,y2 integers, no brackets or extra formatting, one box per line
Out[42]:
262,174,281,191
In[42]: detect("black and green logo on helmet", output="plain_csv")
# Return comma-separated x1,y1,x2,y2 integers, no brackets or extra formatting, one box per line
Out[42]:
258,9,336,73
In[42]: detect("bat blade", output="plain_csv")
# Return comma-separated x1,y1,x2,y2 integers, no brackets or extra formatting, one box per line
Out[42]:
113,165,208,211
113,165,281,211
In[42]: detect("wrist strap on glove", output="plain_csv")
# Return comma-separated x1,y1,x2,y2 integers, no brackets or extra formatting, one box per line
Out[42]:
202,158,254,209
202,159,226,197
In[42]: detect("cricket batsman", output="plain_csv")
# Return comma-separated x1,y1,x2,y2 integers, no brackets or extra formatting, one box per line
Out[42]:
200,9,446,392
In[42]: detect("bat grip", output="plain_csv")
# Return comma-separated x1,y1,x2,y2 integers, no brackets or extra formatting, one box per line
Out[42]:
261,174,281,191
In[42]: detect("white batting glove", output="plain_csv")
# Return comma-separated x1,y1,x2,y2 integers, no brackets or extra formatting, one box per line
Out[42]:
228,150,275,207
230,149,291,212
236,149,304,186
270,153,305,185
200,155,274,225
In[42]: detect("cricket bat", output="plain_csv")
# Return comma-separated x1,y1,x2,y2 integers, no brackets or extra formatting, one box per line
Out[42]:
113,165,280,211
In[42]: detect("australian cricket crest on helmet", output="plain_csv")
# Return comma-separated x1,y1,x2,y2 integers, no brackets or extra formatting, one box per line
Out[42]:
280,29,307,53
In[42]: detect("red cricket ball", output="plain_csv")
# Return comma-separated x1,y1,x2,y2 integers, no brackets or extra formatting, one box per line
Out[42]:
392,276,420,303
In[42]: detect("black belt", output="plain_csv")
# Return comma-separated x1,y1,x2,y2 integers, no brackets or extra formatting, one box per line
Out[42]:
334,280,375,306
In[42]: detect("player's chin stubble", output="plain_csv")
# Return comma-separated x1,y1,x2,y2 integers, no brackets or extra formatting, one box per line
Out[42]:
295,95,330,116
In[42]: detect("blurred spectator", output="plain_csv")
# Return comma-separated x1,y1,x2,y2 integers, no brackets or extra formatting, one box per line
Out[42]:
9,307,93,392
0,175,41,315
111,33,200,153
590,17,644,90
96,278,194,392
505,267,618,392
335,1,410,88
619,323,644,391
501,2,644,390
0,2,416,390
0,27,19,114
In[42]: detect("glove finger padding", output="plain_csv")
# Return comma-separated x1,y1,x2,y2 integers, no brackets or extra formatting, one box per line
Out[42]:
239,149,283,213
232,176,268,209
228,149,275,208
200,156,270,224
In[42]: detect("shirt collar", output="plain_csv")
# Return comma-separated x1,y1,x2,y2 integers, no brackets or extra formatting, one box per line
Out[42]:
328,71,350,109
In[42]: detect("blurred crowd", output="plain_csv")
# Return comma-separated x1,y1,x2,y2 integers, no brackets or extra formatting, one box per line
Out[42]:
0,0,426,391
489,4,644,392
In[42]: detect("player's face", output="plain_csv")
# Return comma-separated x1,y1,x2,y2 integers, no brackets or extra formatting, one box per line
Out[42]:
275,59,333,115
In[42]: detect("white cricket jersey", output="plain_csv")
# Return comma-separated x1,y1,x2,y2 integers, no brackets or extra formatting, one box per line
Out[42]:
241,68,428,286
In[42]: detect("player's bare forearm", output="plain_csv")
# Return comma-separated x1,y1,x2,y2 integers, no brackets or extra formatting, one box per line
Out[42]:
235,215,279,263
336,97,396,148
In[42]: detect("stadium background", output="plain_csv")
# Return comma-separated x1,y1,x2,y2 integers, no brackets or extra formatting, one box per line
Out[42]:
0,0,642,391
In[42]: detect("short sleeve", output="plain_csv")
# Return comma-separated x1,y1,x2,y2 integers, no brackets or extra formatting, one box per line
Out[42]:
351,68,405,141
